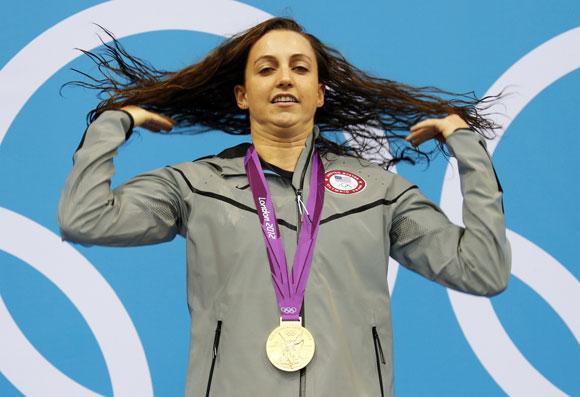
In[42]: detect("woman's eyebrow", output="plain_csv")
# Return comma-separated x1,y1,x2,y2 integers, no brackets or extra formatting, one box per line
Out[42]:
254,55,277,65
290,54,312,62
254,54,312,65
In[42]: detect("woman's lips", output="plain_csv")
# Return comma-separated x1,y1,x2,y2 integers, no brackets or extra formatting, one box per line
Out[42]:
272,101,298,107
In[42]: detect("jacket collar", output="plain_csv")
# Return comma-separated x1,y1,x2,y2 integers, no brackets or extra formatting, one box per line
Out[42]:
201,125,320,190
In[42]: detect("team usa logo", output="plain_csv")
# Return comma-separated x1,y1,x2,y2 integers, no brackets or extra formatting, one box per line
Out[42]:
324,170,366,194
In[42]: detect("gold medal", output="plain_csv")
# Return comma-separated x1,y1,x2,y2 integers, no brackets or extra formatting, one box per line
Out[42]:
266,317,315,372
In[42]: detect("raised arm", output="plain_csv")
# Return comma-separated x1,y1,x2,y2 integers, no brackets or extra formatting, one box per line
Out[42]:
389,116,511,296
58,109,188,246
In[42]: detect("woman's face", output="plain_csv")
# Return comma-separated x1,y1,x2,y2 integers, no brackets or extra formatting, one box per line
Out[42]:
234,30,325,134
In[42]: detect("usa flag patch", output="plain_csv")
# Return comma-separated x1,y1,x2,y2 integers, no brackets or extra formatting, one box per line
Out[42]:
324,170,366,194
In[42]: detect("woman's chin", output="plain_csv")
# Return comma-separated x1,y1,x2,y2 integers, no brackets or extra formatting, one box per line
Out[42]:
270,116,301,130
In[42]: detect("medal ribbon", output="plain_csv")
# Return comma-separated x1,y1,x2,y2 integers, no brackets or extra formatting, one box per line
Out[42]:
244,145,325,321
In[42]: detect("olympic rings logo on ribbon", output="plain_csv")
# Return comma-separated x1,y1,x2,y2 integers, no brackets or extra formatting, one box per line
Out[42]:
281,307,298,314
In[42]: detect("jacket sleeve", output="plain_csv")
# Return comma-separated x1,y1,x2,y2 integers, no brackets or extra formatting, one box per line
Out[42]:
388,129,511,296
58,110,188,246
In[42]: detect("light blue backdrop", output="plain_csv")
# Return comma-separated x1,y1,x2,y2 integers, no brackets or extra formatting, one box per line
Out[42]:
1,1,578,396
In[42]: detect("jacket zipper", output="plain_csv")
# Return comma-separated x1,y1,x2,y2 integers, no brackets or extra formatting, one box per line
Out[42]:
205,320,222,397
372,326,386,397
295,134,314,397
295,187,308,397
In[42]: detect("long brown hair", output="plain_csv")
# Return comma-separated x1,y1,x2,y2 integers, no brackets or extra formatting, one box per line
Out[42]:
65,17,507,167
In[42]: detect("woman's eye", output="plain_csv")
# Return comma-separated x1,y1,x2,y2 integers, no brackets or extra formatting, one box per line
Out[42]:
294,66,308,73
259,67,274,75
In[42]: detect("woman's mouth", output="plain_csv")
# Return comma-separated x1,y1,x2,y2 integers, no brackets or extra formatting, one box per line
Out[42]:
271,94,299,105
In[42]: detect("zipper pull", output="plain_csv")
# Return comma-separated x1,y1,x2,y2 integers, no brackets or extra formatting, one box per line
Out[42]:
296,190,309,218
373,327,386,364
213,321,222,359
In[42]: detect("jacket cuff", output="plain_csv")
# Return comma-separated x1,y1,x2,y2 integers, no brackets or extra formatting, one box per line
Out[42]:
444,128,484,157
115,109,135,139
74,110,135,156
99,109,135,139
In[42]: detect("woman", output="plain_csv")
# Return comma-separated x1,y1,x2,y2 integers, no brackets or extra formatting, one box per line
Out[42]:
59,17,510,397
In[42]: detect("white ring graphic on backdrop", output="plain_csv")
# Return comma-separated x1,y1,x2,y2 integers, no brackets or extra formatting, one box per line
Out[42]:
0,1,272,396
441,27,580,397
0,208,143,397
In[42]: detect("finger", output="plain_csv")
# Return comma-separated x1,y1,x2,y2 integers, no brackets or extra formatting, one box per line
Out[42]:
413,135,433,146
152,115,174,131
165,115,177,125
407,127,440,146
406,127,421,141
410,118,439,131
407,132,424,147
142,121,161,132
406,126,433,141
417,130,444,145
152,121,172,132
158,114,176,127
146,117,174,133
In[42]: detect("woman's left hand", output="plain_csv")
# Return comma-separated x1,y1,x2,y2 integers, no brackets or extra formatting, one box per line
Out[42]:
406,114,469,147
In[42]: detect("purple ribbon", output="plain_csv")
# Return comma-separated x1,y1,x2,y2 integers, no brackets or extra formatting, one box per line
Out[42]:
244,145,325,321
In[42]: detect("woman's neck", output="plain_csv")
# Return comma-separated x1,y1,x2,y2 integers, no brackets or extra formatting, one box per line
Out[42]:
251,124,312,172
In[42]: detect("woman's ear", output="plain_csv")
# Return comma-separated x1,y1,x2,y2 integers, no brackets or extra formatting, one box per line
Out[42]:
234,85,249,109
317,83,325,108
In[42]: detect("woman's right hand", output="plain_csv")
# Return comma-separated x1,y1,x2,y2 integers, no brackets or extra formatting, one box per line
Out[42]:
120,105,175,132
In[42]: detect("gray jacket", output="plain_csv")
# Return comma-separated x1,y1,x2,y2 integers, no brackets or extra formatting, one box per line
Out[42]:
58,110,511,397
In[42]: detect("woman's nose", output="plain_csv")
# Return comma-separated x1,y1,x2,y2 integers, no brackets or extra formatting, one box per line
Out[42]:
276,67,293,87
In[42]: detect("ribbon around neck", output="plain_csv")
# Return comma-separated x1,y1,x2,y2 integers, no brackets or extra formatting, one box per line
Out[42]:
244,145,325,321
